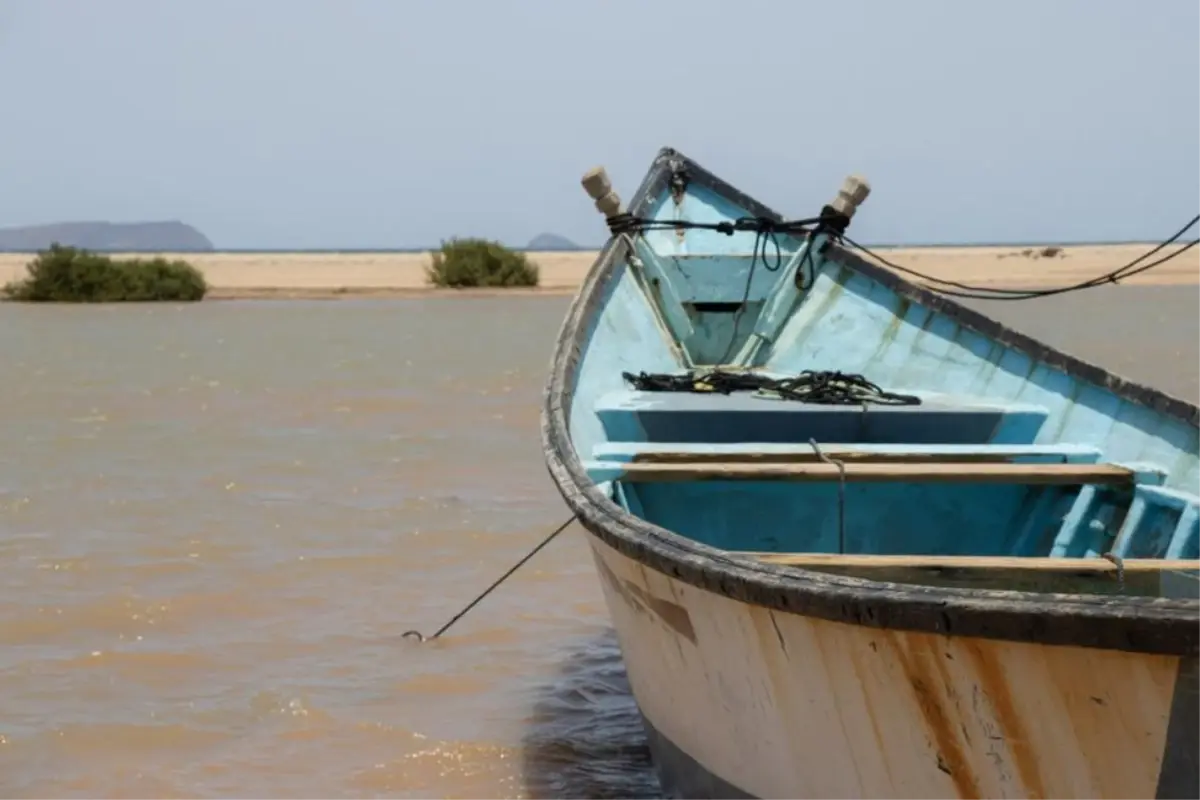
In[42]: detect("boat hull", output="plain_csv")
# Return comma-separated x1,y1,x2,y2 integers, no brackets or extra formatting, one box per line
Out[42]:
543,148,1199,798
584,531,1198,799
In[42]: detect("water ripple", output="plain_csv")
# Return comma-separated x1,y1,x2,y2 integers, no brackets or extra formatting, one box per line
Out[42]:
0,298,658,798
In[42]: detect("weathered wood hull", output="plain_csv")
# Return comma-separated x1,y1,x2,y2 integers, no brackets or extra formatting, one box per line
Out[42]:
541,146,1200,798
587,532,1197,799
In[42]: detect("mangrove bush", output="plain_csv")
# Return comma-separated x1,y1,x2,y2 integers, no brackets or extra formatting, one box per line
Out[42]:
2,244,208,302
426,237,539,288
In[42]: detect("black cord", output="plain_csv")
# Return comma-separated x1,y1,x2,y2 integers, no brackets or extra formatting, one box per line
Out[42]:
608,206,1198,304
841,214,1199,301
401,515,575,642
609,211,849,365
717,224,786,364
609,207,1198,367
605,213,823,239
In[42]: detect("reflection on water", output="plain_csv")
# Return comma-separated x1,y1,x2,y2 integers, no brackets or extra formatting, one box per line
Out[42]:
521,629,657,799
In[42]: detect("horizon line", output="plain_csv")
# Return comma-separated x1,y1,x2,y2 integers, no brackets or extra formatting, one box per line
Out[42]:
0,238,1178,254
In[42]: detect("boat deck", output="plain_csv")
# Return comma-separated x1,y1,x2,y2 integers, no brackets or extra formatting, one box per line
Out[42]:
585,388,1200,566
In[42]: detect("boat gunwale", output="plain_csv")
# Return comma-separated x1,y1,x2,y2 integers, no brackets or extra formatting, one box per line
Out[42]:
540,146,1200,656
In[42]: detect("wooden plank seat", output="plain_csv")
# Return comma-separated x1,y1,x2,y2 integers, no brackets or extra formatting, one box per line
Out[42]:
746,552,1199,572
739,553,1200,598
599,460,1136,486
591,441,1104,464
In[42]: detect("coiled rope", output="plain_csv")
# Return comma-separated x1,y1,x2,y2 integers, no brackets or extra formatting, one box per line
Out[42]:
622,368,922,406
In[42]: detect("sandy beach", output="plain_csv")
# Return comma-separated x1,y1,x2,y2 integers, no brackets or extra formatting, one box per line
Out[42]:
0,243,1196,300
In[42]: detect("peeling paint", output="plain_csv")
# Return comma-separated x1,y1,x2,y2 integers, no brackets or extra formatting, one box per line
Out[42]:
591,534,1183,798
595,549,697,645
890,633,983,798
963,640,1047,798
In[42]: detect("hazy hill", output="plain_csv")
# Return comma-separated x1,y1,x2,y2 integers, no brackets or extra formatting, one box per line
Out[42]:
526,232,582,251
0,221,214,252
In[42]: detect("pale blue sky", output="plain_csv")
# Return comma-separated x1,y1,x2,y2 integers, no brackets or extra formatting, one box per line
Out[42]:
0,0,1196,249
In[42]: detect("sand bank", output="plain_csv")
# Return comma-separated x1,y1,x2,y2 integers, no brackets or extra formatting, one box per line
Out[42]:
0,243,1195,300
0,251,589,300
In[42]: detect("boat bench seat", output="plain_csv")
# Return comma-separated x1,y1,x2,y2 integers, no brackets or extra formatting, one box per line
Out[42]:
585,459,1137,486
594,389,1049,446
591,441,1104,464
1050,481,1200,561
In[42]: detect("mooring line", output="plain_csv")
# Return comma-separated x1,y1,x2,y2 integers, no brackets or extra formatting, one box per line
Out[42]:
402,515,577,642
809,438,848,554
1102,550,1127,591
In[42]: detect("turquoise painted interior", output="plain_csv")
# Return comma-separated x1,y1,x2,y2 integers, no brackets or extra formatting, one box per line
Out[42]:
567,175,1200,561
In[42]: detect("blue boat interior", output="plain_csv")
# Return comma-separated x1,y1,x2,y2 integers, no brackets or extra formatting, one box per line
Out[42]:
568,172,1200,573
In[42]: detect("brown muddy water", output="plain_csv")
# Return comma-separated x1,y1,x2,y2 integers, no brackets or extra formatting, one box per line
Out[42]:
0,286,1196,798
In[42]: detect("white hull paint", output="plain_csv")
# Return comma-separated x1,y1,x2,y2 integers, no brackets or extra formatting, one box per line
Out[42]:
587,535,1184,799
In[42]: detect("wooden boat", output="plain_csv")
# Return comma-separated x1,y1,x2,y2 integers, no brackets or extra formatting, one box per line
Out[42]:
540,146,1199,799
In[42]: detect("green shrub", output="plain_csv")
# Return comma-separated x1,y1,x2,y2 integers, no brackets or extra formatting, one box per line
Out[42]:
2,244,207,302
426,237,539,288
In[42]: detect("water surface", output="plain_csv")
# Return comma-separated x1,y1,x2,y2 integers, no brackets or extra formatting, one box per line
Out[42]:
0,286,1194,797
0,298,654,798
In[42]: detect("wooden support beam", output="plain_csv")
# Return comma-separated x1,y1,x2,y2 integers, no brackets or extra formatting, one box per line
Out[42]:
615,461,1134,485
747,552,1199,573
630,448,1082,464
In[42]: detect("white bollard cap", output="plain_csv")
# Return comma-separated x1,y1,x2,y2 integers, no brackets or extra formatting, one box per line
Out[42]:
581,166,623,216
830,175,870,219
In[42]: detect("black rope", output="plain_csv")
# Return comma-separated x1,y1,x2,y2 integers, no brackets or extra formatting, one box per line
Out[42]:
842,214,1199,301
718,219,786,364
401,515,575,642
605,213,824,239
608,210,850,364
608,199,1197,306
622,368,922,406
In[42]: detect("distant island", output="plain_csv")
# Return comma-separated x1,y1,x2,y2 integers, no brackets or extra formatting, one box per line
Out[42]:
0,221,214,252
526,232,582,251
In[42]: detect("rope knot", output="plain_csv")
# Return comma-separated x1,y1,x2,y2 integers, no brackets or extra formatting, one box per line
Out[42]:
605,213,638,237
816,205,851,237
